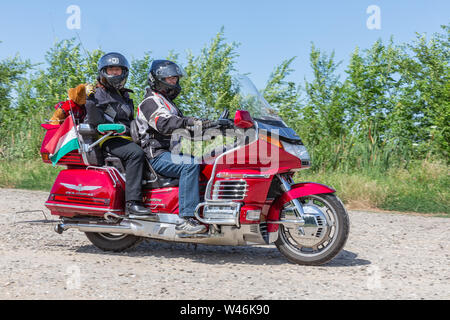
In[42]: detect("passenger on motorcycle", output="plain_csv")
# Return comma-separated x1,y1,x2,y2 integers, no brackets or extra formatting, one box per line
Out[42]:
84,52,152,216
136,60,214,235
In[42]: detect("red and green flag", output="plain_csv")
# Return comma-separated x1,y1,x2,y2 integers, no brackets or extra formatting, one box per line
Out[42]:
44,116,80,165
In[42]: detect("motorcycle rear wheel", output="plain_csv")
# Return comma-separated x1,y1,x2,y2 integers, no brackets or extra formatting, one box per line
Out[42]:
275,193,349,266
85,232,143,252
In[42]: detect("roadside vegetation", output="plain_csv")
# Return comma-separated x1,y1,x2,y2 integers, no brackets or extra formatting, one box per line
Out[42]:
0,26,448,215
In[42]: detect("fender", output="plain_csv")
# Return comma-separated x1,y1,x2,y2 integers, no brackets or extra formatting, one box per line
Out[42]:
266,182,336,233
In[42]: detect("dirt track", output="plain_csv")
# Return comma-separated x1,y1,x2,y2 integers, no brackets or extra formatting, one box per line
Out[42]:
0,188,448,300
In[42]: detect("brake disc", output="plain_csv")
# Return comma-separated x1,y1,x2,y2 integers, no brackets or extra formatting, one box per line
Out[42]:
281,203,330,248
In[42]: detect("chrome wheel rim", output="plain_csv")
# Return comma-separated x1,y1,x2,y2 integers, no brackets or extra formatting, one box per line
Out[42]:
280,195,339,257
97,233,129,241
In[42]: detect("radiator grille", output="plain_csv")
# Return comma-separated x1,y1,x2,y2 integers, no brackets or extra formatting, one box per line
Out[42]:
212,180,248,200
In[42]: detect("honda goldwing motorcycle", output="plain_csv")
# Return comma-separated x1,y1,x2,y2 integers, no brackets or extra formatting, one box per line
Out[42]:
40,75,349,266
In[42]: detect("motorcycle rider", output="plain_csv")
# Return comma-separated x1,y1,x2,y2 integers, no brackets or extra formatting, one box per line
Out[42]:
84,52,152,216
136,60,214,235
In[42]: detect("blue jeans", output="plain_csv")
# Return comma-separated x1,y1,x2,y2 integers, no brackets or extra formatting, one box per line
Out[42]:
150,151,200,218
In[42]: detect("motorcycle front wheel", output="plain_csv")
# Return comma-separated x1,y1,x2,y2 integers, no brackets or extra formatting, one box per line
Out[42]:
275,193,350,266
85,232,143,252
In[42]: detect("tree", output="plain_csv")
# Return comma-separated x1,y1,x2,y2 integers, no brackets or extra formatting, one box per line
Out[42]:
176,28,241,118
0,43,31,124
1,39,103,159
302,44,347,145
344,39,401,144
394,25,450,158
128,51,153,106
262,57,302,131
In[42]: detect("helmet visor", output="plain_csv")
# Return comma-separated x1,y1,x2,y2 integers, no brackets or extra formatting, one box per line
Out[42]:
154,63,187,80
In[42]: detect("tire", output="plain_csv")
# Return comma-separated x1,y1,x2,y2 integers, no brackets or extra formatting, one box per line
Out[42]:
84,232,143,252
275,193,350,266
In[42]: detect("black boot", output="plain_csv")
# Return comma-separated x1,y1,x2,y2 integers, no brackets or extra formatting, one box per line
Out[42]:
126,201,152,216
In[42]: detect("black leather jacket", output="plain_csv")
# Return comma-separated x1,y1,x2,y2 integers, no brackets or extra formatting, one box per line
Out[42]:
84,86,134,135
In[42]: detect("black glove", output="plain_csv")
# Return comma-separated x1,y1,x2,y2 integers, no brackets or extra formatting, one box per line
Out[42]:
185,117,216,131
200,120,216,130
185,117,199,127
217,119,233,128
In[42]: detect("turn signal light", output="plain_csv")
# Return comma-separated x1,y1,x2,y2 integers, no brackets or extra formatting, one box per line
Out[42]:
246,209,261,221
259,134,282,148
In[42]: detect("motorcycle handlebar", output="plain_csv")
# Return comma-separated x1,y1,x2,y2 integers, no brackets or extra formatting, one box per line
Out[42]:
213,119,235,128
184,119,233,141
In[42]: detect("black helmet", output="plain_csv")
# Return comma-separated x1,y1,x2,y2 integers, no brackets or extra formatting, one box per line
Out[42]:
148,60,186,100
97,52,130,90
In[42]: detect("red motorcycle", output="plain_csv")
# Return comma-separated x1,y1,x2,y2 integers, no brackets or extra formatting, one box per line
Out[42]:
40,75,349,266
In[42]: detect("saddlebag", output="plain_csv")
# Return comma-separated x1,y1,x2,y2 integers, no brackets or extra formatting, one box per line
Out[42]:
45,167,126,218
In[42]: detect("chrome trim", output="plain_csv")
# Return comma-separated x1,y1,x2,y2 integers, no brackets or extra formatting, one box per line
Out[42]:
104,212,122,222
194,201,241,226
271,212,323,229
58,219,266,246
279,202,330,248
215,173,270,179
80,147,90,166
143,198,166,210
277,174,306,220
155,213,185,224
86,132,114,151
86,165,124,187
148,203,166,210
243,174,270,178
147,187,174,193
60,222,132,234
212,179,248,200
268,219,304,225
74,124,90,166
46,202,122,212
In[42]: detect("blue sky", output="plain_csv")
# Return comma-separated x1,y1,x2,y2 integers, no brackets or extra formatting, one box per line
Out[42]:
0,0,448,89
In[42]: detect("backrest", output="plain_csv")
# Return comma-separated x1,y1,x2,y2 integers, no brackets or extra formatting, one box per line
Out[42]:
77,123,104,166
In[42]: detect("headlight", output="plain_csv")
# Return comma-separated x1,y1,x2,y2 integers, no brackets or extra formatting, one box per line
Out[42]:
281,141,311,165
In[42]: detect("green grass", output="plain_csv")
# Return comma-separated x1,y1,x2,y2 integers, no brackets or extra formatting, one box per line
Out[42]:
0,160,62,191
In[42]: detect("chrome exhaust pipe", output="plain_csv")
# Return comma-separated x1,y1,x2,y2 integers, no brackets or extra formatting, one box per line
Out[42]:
56,220,138,235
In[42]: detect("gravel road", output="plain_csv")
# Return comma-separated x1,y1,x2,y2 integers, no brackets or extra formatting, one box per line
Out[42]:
0,188,448,300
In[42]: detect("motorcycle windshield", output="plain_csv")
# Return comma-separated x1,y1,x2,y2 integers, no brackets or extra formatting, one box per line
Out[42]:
234,75,302,142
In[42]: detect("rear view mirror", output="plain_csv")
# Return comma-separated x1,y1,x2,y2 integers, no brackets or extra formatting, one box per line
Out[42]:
219,108,230,119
